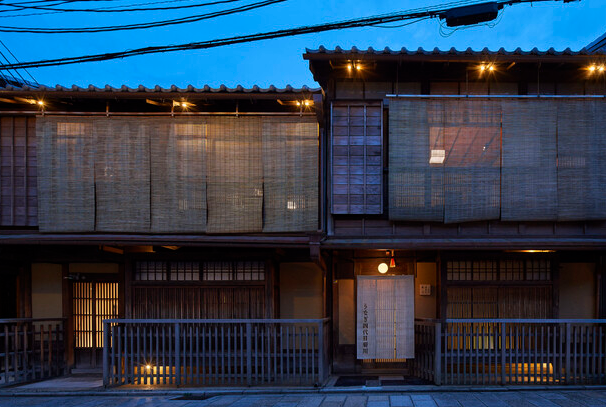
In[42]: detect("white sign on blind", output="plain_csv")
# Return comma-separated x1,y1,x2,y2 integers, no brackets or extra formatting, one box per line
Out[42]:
356,275,414,359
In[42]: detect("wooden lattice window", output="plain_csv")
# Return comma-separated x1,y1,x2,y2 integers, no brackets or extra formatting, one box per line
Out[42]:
331,102,383,214
134,260,265,281
134,261,167,281
447,260,551,281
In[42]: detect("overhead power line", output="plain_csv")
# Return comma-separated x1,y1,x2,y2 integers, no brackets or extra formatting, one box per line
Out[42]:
0,0,287,32
0,0,245,14
0,0,580,71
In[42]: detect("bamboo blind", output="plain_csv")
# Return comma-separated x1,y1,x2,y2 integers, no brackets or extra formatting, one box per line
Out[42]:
37,116,318,233
557,100,606,221
94,118,151,232
262,117,318,232
389,99,444,221
37,117,95,232
150,119,207,232
501,101,558,221
205,116,263,233
389,98,606,223
442,100,500,223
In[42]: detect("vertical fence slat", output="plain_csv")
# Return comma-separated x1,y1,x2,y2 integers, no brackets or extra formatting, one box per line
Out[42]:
174,322,181,386
102,322,109,387
435,322,441,385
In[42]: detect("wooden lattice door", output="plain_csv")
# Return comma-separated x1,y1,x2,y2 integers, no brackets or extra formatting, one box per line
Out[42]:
73,280,119,368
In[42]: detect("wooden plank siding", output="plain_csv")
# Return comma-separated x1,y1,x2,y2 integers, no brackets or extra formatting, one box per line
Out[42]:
331,219,606,239
331,103,382,214
132,287,266,320
0,116,37,227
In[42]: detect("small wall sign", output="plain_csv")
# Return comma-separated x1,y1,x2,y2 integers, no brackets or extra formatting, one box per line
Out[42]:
419,284,431,296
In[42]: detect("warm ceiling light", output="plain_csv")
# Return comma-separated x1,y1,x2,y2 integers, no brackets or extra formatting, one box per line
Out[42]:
304,100,311,106
296,101,301,106
355,63,361,70
347,63,352,70
37,100,45,106
378,263,388,274
488,65,495,71
505,250,555,253
599,65,605,72
173,100,193,108
589,65,597,72
479,64,486,71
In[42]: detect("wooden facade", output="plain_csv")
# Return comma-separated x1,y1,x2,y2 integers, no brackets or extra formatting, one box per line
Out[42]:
305,47,606,380
1,48,606,387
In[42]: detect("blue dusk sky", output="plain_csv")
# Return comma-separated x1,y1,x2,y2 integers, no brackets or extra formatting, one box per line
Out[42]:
2,0,605,88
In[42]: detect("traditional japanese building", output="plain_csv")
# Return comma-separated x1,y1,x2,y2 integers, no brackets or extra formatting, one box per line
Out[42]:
1,43,606,388
305,45,606,384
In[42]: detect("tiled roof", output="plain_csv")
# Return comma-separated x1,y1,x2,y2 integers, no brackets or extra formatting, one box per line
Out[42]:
0,84,320,93
587,32,606,53
304,46,606,57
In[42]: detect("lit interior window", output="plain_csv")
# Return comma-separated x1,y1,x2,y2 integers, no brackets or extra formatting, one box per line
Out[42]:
429,149,445,164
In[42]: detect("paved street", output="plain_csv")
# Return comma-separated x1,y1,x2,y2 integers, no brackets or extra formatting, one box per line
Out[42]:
2,391,606,407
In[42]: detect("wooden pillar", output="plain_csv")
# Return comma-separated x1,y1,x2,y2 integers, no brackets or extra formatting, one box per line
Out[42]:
438,253,447,321
120,261,129,319
265,259,276,319
62,263,74,368
17,263,32,319
598,254,606,319
552,256,560,318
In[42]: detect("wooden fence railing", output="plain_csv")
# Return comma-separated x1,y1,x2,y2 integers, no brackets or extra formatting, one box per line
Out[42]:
414,319,606,385
0,318,67,387
103,318,331,387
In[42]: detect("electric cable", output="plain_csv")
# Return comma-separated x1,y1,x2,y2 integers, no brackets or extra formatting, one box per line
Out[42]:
0,0,287,33
0,0,580,70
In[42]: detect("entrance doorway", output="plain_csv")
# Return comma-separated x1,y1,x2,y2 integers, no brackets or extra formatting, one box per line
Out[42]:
356,275,414,370
72,280,119,368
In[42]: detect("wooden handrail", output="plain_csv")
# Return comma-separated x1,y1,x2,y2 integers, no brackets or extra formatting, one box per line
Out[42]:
103,318,331,324
0,318,66,323
445,319,606,323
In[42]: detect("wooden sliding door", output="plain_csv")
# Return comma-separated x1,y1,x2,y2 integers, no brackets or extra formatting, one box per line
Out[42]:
72,279,119,368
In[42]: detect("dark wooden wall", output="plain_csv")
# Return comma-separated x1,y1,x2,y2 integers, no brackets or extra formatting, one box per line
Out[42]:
0,116,37,227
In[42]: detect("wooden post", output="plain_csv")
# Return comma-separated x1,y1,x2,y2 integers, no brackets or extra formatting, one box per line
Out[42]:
435,322,442,385
318,320,324,383
504,322,507,386
102,322,109,387
174,322,181,387
123,261,132,319
565,323,571,384
61,264,74,368
246,322,252,386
